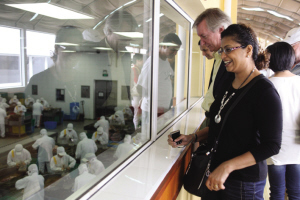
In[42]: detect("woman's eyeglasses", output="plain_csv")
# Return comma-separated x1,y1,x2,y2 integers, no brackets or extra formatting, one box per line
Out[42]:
218,46,245,55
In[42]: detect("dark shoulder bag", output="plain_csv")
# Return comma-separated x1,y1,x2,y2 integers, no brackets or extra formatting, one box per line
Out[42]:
183,75,264,197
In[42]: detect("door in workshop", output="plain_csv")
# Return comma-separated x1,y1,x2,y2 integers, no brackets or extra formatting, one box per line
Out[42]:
94,80,117,119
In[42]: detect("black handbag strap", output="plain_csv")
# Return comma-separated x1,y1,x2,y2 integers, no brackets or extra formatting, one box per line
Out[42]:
211,74,265,152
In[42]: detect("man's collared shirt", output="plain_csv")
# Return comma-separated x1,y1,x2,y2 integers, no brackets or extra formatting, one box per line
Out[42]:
201,52,222,112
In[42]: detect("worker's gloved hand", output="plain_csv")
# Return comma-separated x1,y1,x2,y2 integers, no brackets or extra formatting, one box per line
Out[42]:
10,162,17,167
20,162,26,166
66,167,70,171
16,162,21,167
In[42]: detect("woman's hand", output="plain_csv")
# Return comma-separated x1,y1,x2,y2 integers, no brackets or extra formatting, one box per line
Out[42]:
167,134,194,148
205,161,233,191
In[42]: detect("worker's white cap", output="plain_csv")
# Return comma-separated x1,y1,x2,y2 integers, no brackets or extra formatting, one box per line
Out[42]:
28,164,38,173
15,144,23,156
124,134,131,143
67,123,73,131
97,127,103,133
40,129,47,135
13,95,17,99
17,102,22,106
57,146,66,156
83,153,96,162
78,164,88,175
79,132,87,140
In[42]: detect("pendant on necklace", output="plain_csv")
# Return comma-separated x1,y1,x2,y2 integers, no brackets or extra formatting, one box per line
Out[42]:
215,115,221,123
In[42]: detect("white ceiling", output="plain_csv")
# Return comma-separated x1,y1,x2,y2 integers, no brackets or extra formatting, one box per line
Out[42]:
237,0,300,43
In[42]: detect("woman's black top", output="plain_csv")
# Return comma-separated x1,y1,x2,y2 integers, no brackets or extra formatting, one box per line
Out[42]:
208,74,282,182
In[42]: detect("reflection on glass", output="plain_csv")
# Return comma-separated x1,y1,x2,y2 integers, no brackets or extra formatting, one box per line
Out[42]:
0,0,152,199
154,1,190,133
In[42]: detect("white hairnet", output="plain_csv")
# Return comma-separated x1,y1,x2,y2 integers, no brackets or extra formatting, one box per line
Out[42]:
97,127,103,132
57,146,66,156
100,116,105,120
28,164,38,175
84,153,96,161
79,132,87,140
40,129,47,136
78,164,88,175
67,123,73,130
15,144,23,152
13,95,17,99
36,99,40,103
17,102,22,106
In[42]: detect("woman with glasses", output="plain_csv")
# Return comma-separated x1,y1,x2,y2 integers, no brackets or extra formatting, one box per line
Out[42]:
261,42,300,200
169,24,283,200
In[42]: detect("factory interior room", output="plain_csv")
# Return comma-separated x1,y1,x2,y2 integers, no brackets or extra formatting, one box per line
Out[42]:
0,0,297,199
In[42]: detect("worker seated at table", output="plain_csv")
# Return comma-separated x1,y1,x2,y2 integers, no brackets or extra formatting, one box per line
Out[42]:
7,144,32,167
15,164,44,200
14,102,27,116
25,95,35,107
91,127,108,148
9,95,19,105
59,123,78,146
82,153,105,175
50,146,76,172
75,132,97,160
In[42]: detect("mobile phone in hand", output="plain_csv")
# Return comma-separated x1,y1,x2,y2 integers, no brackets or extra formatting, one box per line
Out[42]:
170,130,182,145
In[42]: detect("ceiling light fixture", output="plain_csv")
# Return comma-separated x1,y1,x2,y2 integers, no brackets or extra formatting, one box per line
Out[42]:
273,35,283,40
245,18,250,20
93,47,113,51
145,13,164,23
159,42,179,46
6,3,94,19
241,7,264,11
267,10,293,21
114,32,143,38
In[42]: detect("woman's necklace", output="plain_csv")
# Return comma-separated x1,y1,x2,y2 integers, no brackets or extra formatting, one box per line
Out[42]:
214,67,256,124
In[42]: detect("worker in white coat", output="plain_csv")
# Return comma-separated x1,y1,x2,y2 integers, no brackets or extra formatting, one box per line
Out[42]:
0,98,9,110
7,144,32,167
94,116,109,134
75,132,97,160
0,107,6,138
59,123,78,146
83,153,105,175
114,135,134,159
14,102,27,116
72,164,96,192
25,95,35,107
32,129,55,174
91,127,109,147
40,97,49,108
32,99,43,128
50,146,76,172
9,95,19,105
108,110,125,125
15,164,44,200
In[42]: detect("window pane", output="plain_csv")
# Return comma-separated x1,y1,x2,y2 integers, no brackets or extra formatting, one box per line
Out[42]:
0,27,21,86
0,1,152,199
154,1,190,133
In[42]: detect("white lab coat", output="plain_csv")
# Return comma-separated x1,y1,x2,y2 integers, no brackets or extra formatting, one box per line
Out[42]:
25,97,35,106
72,171,96,192
91,131,108,145
9,98,19,104
15,172,44,200
0,102,9,109
14,105,27,116
32,102,43,115
50,154,76,172
87,158,105,175
113,142,134,159
0,108,6,124
32,135,55,162
59,129,78,145
75,138,97,160
7,148,32,167
94,118,109,133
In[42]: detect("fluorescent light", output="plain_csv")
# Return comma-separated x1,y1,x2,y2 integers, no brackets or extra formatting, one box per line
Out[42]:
114,32,143,38
267,10,293,21
241,7,264,11
61,50,76,53
140,49,147,54
245,18,250,20
6,3,94,19
55,43,79,46
159,42,179,46
273,35,283,40
130,43,139,47
93,47,113,50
